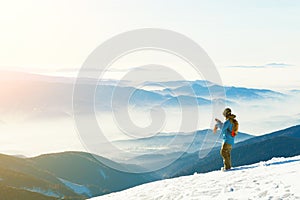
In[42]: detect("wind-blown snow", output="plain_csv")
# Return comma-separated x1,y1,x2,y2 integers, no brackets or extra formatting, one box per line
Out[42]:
90,156,300,200
58,178,92,197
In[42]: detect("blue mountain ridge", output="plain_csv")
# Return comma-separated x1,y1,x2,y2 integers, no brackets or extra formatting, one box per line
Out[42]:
0,71,290,117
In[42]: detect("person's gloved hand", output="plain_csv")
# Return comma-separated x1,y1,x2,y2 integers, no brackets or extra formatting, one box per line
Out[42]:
213,124,218,133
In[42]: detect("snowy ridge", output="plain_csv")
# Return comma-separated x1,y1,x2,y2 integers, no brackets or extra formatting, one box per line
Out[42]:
58,178,92,197
90,156,300,200
23,187,60,198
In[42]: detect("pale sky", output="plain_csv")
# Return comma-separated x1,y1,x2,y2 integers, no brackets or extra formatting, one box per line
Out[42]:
0,0,300,90
1,0,300,156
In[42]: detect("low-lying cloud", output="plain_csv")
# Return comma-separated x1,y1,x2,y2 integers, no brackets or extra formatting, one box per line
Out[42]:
227,63,292,69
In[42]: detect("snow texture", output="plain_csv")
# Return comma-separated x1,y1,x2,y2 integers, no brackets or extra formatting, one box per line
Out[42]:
23,187,60,198
90,156,300,200
58,178,92,197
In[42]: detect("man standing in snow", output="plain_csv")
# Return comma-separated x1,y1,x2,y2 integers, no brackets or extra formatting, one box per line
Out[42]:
214,108,237,171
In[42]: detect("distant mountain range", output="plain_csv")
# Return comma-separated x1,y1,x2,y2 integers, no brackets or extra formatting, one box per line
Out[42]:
92,80,286,109
1,70,297,140
0,125,299,199
0,71,289,119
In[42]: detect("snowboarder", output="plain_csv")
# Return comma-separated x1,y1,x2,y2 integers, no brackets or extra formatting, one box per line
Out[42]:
214,108,238,171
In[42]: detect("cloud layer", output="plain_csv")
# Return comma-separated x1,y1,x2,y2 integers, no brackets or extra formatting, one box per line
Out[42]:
227,63,292,69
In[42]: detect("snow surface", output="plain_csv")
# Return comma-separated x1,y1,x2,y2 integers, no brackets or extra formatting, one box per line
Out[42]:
90,156,300,200
58,178,92,197
23,187,60,198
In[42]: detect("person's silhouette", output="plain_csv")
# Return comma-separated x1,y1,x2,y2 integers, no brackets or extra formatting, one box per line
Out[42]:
214,108,237,171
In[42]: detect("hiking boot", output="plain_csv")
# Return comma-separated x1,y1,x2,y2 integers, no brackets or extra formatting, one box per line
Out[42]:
221,167,231,172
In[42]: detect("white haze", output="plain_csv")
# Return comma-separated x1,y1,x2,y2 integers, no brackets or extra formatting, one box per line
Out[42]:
0,73,299,157
1,94,300,157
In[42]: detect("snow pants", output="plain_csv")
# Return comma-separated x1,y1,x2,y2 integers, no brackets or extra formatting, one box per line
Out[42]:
220,142,232,170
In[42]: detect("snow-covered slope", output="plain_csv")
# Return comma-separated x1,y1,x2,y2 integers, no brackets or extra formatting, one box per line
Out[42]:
90,156,300,200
